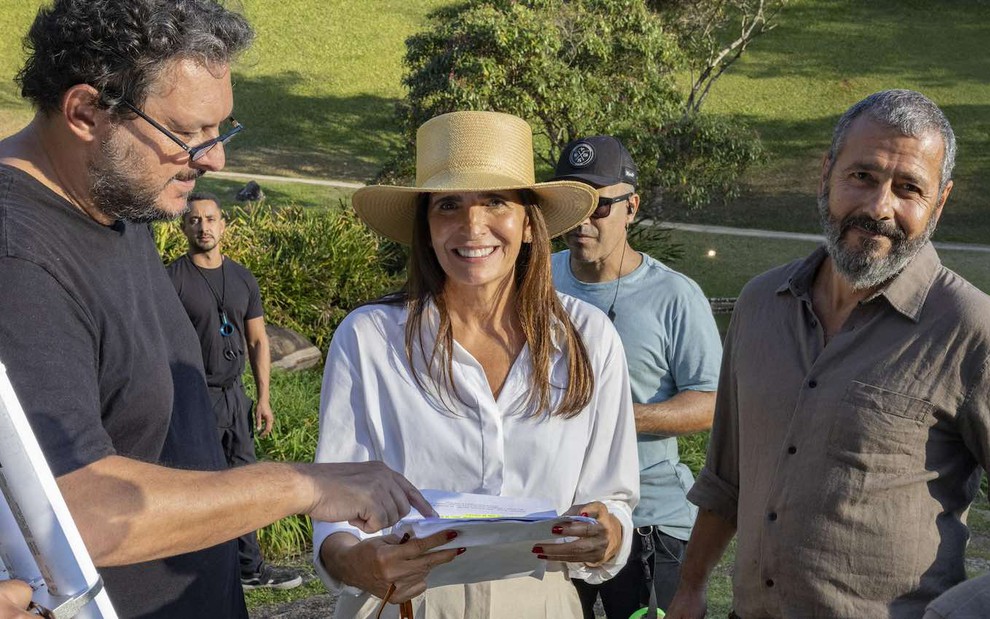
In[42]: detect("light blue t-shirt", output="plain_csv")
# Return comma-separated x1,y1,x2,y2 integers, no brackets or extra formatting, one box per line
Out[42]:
552,251,722,539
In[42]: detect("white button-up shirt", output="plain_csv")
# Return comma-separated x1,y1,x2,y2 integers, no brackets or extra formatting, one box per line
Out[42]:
312,294,639,595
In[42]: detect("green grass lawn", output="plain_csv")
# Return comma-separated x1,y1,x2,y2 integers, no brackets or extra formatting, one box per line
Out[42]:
0,0,449,180
654,230,990,298
194,175,351,209
669,0,990,245
4,0,988,243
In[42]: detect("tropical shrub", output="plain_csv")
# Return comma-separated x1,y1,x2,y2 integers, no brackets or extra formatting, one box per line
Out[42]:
156,202,399,350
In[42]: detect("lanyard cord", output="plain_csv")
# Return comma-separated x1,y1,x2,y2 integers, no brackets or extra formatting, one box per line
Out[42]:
189,255,226,313
188,256,238,353
606,241,627,322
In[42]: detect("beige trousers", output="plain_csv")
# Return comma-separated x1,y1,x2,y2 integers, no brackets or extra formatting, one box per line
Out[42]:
333,571,583,619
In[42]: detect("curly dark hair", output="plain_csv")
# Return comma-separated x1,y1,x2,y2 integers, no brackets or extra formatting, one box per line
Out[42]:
17,0,254,114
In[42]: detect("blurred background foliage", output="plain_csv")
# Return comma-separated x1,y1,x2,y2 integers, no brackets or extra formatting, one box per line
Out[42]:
155,203,400,350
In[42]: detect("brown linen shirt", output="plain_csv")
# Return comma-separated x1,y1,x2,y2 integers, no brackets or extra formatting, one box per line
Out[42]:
689,243,990,618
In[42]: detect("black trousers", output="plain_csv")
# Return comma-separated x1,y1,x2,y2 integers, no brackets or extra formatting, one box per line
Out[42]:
209,380,263,575
573,527,687,619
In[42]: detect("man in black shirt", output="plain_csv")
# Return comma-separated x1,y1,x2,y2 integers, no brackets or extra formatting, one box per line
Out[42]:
168,193,300,590
0,2,434,617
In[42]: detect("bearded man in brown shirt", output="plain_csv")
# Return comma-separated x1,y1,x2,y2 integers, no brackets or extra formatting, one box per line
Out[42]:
666,89,990,619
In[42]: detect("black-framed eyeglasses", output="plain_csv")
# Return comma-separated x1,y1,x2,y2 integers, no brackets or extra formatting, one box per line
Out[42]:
590,192,634,219
121,101,243,162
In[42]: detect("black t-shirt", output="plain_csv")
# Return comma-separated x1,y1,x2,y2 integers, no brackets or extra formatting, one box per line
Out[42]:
0,165,246,619
166,255,263,389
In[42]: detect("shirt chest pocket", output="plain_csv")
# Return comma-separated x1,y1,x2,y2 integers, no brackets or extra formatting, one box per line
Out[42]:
827,381,934,473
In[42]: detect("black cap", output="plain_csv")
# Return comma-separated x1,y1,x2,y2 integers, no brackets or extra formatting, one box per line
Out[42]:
552,136,638,189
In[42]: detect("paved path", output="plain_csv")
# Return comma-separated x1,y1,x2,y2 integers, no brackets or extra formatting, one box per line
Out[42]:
213,170,990,254
660,221,990,254
211,170,365,190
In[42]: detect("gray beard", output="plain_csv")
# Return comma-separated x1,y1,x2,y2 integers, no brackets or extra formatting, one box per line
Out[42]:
88,132,190,224
817,188,936,290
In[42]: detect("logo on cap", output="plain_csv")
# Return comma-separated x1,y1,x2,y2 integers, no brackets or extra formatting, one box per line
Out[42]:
568,143,595,168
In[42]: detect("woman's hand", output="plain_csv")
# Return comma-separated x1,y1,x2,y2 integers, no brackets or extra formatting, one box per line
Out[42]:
531,501,622,567
323,530,464,603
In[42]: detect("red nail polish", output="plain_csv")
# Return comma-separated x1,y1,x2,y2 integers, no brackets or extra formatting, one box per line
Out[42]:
580,512,589,518
532,546,544,554
446,531,458,540
537,554,547,560
457,547,466,555
552,526,563,535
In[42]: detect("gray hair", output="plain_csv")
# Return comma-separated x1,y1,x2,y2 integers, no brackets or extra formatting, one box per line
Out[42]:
826,89,956,195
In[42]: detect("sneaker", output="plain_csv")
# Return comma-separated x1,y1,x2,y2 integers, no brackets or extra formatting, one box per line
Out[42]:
241,564,303,591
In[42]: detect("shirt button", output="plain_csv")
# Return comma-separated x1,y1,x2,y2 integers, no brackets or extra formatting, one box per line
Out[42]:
810,319,818,328
768,512,778,521
766,579,775,587
787,446,797,455
808,379,818,388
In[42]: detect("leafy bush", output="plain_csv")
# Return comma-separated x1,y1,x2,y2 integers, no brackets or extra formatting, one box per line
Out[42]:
383,0,765,216
156,203,399,350
629,114,764,212
242,367,324,559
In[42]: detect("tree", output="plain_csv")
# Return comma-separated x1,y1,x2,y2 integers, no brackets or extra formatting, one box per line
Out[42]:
380,0,784,216
651,0,785,117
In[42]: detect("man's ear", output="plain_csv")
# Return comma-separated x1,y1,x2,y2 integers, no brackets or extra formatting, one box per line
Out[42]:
61,85,106,144
626,194,640,227
819,152,833,195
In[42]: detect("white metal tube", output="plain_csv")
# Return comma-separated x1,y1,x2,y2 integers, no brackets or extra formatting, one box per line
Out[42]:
0,361,117,618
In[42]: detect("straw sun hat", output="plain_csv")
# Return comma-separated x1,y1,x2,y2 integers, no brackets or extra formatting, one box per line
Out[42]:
351,111,597,245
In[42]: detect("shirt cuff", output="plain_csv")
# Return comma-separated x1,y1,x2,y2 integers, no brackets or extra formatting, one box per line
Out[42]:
686,467,739,526
566,498,633,585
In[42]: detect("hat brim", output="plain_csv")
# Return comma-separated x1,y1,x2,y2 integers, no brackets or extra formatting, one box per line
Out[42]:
351,181,597,245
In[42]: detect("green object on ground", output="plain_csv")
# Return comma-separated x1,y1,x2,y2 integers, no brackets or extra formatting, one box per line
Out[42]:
629,607,666,618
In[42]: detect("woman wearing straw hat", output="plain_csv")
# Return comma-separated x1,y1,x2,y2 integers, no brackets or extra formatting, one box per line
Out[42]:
312,111,639,618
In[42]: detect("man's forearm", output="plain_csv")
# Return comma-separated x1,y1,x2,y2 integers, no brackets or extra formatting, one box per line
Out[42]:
58,455,312,566
247,335,271,404
634,390,715,437
678,508,736,592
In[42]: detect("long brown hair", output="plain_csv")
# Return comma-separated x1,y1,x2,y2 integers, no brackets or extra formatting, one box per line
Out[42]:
400,191,594,419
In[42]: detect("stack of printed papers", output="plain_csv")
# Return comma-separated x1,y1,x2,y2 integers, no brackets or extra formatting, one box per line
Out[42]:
392,490,597,587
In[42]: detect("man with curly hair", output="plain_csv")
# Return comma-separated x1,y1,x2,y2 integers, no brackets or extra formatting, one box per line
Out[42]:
0,2,431,617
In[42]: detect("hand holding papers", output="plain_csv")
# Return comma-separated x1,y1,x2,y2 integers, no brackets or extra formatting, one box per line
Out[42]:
391,490,597,587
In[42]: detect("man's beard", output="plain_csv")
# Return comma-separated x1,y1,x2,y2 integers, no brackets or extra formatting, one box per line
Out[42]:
192,235,219,252
817,186,936,290
88,130,199,223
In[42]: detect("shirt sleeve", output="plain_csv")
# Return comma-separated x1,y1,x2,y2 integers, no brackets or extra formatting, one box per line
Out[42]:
666,280,722,393
244,270,263,320
955,353,990,490
311,317,377,596
568,321,641,584
922,572,990,619
687,303,741,525
0,257,115,477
